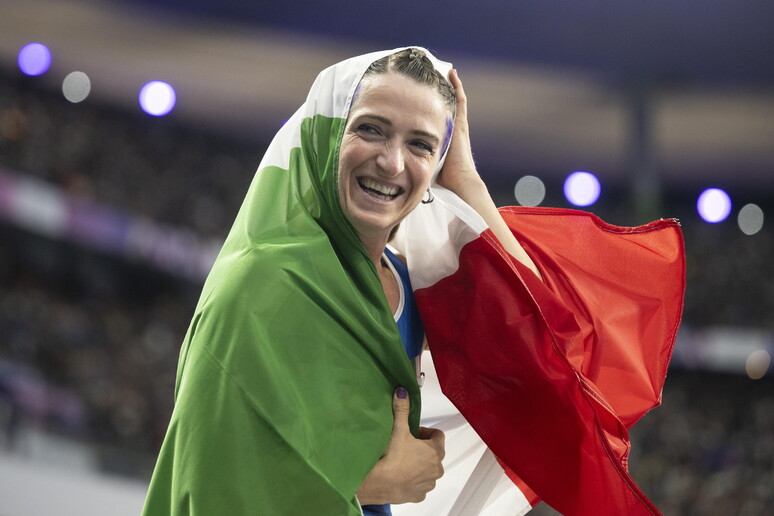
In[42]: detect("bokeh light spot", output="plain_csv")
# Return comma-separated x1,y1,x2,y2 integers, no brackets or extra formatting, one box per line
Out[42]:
564,171,600,207
514,175,546,207
62,71,91,103
737,203,764,235
18,42,52,76
746,349,771,380
139,81,176,116
697,188,732,223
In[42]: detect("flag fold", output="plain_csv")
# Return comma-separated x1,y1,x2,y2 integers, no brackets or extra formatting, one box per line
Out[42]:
397,203,685,516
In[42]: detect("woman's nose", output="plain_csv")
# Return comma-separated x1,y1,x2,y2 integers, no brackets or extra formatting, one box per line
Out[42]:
376,142,404,177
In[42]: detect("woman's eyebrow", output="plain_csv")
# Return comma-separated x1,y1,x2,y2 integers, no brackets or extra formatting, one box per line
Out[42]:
357,114,441,145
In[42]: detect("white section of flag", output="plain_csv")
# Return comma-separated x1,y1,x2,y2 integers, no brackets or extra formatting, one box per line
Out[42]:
391,351,532,516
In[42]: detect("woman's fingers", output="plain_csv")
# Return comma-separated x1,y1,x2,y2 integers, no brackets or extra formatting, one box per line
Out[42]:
449,68,468,125
390,387,411,437
438,67,480,194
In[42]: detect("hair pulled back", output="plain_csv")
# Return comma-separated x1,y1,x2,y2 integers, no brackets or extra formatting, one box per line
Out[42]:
362,48,456,117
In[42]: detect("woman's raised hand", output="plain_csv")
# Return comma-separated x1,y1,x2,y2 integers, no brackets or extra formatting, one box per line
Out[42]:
356,388,445,505
436,68,544,280
436,69,485,198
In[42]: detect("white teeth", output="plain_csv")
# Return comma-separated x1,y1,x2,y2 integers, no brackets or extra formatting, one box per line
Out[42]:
358,178,401,197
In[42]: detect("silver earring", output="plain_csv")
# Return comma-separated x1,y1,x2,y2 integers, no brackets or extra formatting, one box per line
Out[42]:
421,188,434,204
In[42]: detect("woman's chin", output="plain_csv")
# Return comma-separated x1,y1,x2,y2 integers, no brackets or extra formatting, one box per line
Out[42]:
347,211,397,242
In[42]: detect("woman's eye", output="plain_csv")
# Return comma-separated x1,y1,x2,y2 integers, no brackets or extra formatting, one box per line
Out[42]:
357,124,378,135
411,140,434,154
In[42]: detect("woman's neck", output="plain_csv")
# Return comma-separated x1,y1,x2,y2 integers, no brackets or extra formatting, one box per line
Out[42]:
359,233,390,269
358,231,400,313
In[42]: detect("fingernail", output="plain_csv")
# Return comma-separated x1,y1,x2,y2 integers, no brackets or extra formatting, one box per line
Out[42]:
396,387,408,399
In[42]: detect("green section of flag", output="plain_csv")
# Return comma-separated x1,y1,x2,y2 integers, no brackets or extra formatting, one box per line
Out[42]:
143,114,420,515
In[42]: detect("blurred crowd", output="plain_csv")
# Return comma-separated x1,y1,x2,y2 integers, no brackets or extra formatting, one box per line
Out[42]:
682,220,774,330
0,74,257,241
0,226,195,475
629,371,774,515
1,72,773,513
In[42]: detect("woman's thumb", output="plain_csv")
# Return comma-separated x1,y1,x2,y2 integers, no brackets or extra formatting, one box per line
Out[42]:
391,387,411,435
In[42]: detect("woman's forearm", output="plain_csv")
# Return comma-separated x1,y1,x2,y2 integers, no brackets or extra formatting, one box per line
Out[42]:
439,69,542,282
455,177,543,281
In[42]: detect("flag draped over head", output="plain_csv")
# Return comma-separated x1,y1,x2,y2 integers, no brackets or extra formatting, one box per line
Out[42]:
142,48,447,516
143,44,686,516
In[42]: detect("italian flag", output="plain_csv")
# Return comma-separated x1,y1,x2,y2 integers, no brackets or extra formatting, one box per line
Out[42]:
142,47,685,516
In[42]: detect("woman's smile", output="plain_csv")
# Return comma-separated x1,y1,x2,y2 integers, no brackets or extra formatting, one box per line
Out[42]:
357,177,404,202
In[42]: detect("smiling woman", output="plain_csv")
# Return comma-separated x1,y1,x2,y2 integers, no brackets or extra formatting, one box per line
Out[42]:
141,46,683,516
141,46,545,516
140,47,469,516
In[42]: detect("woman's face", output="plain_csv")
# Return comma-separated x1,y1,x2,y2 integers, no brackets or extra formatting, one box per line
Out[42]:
338,71,449,245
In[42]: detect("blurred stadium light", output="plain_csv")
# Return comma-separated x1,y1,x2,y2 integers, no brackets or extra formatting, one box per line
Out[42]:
513,175,546,207
17,43,51,77
563,171,601,207
139,81,176,117
697,187,732,223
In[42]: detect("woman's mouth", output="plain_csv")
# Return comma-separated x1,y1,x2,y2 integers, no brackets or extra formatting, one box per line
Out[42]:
357,177,403,201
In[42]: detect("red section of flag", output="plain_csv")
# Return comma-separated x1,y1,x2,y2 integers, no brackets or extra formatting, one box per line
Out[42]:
416,207,685,516
498,459,540,507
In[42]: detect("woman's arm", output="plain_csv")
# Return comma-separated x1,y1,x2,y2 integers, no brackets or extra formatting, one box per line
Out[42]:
438,69,543,281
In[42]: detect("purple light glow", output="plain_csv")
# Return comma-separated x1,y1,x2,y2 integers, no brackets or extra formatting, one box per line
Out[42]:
18,43,52,76
139,81,176,116
697,188,731,223
564,171,600,207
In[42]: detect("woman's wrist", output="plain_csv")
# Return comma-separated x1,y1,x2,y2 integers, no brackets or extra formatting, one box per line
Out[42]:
356,460,396,505
440,173,486,203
